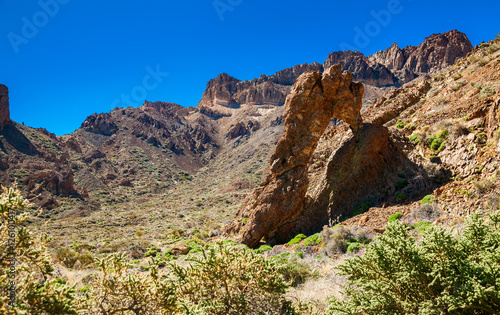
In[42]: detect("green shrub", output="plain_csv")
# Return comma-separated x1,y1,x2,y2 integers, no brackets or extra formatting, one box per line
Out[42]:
255,244,273,254
0,187,77,313
395,193,407,202
395,119,406,129
347,243,363,253
287,233,307,245
437,129,449,139
273,255,316,287
480,82,497,99
476,132,487,144
409,133,422,145
173,243,294,313
77,252,95,268
420,195,436,205
430,138,443,151
328,214,500,314
303,233,321,246
413,221,433,234
388,212,403,223
55,247,79,268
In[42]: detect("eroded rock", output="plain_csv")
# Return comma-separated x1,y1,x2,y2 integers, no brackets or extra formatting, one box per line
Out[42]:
0,84,10,131
224,65,363,248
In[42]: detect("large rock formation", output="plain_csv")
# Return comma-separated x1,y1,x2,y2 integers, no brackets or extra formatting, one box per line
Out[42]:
0,84,10,131
370,30,473,84
199,30,472,119
326,30,473,87
198,63,324,118
224,65,364,248
80,113,118,136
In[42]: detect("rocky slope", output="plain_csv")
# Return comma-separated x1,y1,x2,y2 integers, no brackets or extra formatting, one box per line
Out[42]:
0,30,488,247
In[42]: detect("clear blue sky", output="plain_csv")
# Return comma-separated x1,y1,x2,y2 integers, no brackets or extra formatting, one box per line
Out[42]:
1,0,499,135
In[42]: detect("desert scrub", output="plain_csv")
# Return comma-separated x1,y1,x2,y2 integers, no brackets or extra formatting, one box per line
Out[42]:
328,213,500,314
395,119,406,129
480,82,497,99
395,193,407,202
0,187,77,313
320,226,371,257
388,212,403,223
420,195,436,205
303,233,321,246
287,233,307,245
409,132,423,145
173,242,295,314
79,253,178,314
475,132,487,144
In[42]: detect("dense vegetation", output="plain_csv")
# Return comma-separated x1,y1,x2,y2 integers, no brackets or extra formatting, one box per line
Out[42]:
3,184,500,314
0,187,297,314
328,214,500,314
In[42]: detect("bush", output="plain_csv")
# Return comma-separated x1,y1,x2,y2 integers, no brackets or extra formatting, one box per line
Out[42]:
320,226,356,256
430,138,443,151
420,195,436,205
413,221,433,234
409,204,442,223
303,233,321,246
395,193,407,202
388,212,403,223
328,214,500,314
173,243,294,314
80,253,178,314
0,187,77,314
55,247,79,268
476,132,487,144
346,243,363,253
287,233,307,245
409,133,422,145
255,244,272,254
480,82,497,99
396,119,406,129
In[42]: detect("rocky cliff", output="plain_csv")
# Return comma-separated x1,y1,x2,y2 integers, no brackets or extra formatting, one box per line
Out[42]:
199,30,472,117
0,84,10,131
326,30,473,87
224,65,365,247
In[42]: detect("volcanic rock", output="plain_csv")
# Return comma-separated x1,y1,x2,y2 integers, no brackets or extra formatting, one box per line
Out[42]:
0,84,10,131
224,65,364,248
80,113,118,136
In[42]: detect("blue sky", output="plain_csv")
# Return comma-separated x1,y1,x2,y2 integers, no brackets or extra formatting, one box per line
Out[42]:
0,0,499,135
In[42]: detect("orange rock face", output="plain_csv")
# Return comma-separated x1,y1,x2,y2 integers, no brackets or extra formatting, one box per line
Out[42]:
224,65,364,248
